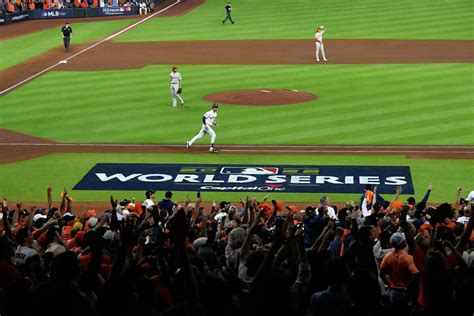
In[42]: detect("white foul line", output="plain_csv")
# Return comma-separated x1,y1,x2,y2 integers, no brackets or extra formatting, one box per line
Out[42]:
0,1,181,96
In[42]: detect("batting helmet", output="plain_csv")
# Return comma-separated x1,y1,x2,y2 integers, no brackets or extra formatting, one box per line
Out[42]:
212,103,219,109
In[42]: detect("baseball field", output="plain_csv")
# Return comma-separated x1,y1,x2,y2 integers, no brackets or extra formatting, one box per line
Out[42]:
0,0,473,207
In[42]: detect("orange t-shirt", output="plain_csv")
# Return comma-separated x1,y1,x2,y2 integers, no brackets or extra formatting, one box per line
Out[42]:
380,249,419,289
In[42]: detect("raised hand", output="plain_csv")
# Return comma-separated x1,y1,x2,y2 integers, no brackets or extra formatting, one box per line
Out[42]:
110,195,118,209
1,197,7,208
395,185,403,196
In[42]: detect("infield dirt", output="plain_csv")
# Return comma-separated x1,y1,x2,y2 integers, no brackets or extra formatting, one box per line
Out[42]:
1,2,472,174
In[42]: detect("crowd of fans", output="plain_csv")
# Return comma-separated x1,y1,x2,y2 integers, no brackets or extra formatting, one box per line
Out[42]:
0,0,154,14
0,185,473,316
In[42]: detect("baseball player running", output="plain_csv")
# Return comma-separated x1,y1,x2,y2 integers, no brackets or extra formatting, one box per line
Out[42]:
314,25,327,62
170,66,184,107
186,103,219,152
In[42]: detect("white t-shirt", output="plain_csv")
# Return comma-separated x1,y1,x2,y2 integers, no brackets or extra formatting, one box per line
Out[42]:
45,242,67,258
203,110,217,126
326,206,337,220
466,190,474,202
315,30,325,42
12,246,38,266
170,71,182,85
457,216,470,225
143,198,155,209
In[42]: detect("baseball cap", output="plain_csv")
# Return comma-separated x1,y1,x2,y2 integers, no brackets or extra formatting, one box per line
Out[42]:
390,232,406,247
407,197,416,205
86,209,97,219
120,199,131,206
165,191,173,198
286,205,299,214
33,213,47,222
72,222,83,232
88,217,98,228
305,206,317,215
103,230,115,241
172,65,177,70
212,103,219,109
145,189,156,198
62,212,75,222
219,201,230,209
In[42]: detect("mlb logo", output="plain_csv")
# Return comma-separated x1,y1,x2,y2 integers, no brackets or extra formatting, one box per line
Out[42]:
220,167,279,175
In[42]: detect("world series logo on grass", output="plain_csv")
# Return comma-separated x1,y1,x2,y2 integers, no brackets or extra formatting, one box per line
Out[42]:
74,163,414,194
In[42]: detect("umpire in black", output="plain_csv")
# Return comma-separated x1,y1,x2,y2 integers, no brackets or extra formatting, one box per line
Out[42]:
222,2,234,24
61,21,73,53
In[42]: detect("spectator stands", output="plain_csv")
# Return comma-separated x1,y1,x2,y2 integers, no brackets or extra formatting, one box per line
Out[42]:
0,185,473,315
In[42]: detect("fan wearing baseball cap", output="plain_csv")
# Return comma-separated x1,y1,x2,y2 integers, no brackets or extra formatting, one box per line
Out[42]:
380,232,419,305
143,190,156,210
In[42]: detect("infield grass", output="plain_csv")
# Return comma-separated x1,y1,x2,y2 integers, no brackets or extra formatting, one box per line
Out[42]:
1,64,472,145
0,153,471,203
118,0,473,41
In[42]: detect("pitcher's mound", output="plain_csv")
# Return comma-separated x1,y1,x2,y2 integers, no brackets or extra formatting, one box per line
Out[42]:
203,89,318,106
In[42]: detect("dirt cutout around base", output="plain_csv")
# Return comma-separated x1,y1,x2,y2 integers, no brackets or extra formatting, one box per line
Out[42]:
204,89,317,106
0,129,56,164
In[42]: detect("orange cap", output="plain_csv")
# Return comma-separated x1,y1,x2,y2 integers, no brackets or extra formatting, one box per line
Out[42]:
391,200,404,212
287,205,299,214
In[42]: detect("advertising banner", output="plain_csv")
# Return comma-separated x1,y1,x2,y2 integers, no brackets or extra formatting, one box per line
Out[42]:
11,12,30,23
33,9,74,19
0,12,29,25
98,6,136,16
74,163,414,194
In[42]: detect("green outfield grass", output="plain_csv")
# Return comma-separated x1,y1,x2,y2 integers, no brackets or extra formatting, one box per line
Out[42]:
1,64,472,145
118,0,473,41
0,153,471,203
0,19,136,71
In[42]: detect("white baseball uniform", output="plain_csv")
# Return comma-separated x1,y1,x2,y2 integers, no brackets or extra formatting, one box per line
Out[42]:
170,70,184,107
314,29,327,61
188,109,217,149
